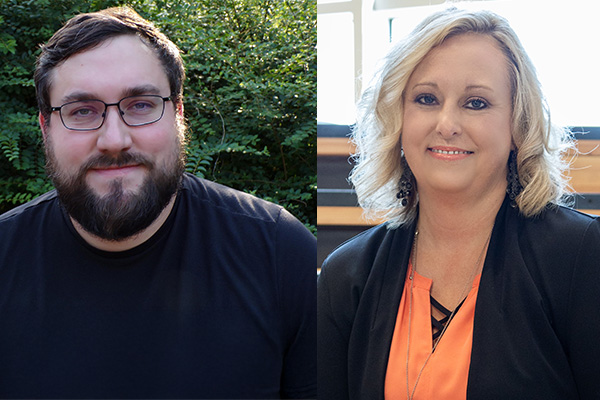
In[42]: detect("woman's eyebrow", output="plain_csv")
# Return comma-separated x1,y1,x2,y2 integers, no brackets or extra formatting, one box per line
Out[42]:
465,84,494,92
410,82,494,91
410,82,438,91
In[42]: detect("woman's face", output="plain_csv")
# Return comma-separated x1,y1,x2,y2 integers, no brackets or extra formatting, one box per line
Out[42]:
402,33,513,200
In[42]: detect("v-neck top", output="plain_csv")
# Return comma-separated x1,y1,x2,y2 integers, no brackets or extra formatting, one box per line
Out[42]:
384,261,481,400
318,199,600,399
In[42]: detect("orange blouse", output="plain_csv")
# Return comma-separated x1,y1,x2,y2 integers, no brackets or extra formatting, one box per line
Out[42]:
385,262,481,400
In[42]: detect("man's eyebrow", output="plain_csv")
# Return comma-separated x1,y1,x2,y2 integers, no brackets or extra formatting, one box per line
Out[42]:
122,84,163,98
60,91,100,104
59,85,164,104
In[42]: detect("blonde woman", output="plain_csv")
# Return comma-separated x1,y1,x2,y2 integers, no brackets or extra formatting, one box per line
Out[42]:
318,7,600,399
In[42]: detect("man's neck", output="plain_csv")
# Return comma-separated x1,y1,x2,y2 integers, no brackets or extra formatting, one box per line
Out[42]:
71,194,177,252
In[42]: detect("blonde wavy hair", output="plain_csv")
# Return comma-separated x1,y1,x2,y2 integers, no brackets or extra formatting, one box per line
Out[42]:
350,7,574,228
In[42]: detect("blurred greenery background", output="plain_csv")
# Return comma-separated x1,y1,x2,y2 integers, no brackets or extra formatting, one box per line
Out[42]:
0,0,316,234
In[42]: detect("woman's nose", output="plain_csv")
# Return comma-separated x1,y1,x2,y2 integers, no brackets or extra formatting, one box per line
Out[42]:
435,105,462,138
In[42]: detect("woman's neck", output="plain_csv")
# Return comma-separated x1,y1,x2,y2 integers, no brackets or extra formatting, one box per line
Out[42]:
412,186,505,307
416,184,505,245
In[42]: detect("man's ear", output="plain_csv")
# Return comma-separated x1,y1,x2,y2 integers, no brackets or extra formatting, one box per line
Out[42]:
38,112,50,144
177,101,184,118
39,112,48,141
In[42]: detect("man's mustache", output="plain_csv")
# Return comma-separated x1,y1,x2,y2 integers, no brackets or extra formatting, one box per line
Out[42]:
80,152,154,172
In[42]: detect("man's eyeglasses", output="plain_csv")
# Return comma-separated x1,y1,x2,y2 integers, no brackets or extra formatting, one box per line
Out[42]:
50,95,172,131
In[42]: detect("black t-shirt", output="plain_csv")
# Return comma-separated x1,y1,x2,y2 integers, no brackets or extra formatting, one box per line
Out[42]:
0,173,316,399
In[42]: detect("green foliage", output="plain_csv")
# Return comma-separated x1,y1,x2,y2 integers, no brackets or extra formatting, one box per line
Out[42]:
0,0,316,233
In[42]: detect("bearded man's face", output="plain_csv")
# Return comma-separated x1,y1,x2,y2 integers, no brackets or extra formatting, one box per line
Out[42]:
43,35,186,241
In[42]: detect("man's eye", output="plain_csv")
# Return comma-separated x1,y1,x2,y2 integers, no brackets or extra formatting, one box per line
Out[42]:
415,94,437,105
72,108,97,117
466,98,488,110
132,102,151,110
127,101,157,114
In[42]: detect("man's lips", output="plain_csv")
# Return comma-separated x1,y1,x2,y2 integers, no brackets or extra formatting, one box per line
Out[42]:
92,163,139,169
78,153,153,181
88,164,142,176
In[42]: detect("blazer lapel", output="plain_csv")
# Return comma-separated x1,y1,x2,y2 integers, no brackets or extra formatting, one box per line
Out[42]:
348,221,416,400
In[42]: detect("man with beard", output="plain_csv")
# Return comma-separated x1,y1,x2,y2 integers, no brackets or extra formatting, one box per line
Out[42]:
0,7,316,399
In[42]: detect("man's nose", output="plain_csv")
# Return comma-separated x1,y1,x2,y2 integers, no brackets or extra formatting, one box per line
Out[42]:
95,105,133,154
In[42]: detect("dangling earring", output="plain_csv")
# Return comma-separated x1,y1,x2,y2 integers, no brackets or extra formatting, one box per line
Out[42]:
396,153,414,207
506,150,523,207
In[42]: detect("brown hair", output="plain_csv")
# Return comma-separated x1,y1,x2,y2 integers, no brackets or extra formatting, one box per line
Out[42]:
35,7,185,124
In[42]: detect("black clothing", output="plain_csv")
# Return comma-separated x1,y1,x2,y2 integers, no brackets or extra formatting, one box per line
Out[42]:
318,197,600,399
0,173,316,399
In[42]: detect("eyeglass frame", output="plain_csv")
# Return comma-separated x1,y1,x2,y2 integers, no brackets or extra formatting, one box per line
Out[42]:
49,94,173,131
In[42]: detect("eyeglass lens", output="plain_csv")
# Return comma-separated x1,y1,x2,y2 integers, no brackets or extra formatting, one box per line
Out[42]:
59,95,167,130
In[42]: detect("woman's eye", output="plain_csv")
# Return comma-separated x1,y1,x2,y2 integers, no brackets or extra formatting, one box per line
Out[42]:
415,94,437,105
466,98,488,110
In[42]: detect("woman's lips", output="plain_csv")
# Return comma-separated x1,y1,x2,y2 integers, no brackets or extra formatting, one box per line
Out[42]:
428,146,473,160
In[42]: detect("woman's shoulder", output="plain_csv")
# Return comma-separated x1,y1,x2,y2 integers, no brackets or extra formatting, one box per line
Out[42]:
548,203,598,222
527,204,600,238
320,222,412,285
549,205,600,257
318,222,413,329
514,204,600,264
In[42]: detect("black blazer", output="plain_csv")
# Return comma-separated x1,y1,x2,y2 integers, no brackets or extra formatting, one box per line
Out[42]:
318,198,600,399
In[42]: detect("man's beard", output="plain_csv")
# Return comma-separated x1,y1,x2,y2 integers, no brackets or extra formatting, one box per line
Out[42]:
45,137,186,242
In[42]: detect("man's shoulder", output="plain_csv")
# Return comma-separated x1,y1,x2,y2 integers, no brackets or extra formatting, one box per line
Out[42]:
0,190,59,225
0,191,61,259
180,173,315,262
180,173,286,224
